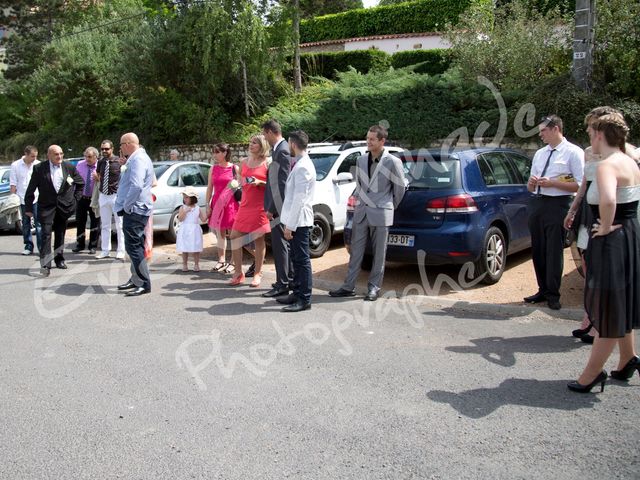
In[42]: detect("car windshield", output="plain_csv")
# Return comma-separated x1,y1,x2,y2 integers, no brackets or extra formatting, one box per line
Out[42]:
400,152,460,189
154,164,171,179
309,153,340,181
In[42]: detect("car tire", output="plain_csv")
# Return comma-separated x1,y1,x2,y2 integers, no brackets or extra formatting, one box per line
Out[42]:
309,212,332,258
474,226,506,285
361,253,373,271
165,208,180,243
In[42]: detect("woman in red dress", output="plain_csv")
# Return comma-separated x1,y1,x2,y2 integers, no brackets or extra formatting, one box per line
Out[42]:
228,134,271,287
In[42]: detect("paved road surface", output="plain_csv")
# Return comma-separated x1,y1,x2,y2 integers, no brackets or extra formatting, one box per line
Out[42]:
0,233,638,479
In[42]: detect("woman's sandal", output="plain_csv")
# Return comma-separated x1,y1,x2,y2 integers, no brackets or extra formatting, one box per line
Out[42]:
250,273,262,288
223,263,235,274
211,261,226,272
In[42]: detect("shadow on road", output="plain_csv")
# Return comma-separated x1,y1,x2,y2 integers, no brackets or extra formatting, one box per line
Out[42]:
427,378,601,418
445,335,587,367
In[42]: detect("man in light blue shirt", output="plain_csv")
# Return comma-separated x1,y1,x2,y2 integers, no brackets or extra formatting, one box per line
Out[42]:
115,132,154,297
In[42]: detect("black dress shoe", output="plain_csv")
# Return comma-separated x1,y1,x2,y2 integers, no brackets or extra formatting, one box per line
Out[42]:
89,248,96,255
55,260,67,269
262,286,290,298
40,267,50,277
245,261,256,278
572,324,593,338
117,280,137,290
71,247,83,253
282,300,311,312
524,292,546,303
580,334,594,344
567,370,608,393
276,294,298,305
125,287,150,297
329,287,356,298
611,356,640,381
364,289,379,301
547,300,561,310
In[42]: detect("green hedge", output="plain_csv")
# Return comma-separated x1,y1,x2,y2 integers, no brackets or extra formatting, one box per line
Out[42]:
300,0,491,43
390,49,452,75
298,49,452,80
300,50,391,79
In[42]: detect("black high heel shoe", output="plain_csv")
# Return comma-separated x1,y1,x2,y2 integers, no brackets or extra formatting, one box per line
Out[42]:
572,323,593,338
611,356,640,381
567,371,608,393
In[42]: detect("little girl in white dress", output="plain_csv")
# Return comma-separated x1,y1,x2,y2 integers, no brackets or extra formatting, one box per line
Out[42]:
176,187,207,272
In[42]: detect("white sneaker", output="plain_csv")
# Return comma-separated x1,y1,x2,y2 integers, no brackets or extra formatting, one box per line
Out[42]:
95,251,110,259
116,251,125,260
22,249,32,256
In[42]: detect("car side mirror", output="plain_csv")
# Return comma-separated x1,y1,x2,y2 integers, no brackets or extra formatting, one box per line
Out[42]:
332,172,353,184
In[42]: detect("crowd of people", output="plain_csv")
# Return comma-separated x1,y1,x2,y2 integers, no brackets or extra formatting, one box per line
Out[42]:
7,111,640,390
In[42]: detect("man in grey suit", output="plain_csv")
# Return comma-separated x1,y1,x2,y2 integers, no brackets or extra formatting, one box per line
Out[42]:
261,119,294,298
329,125,405,301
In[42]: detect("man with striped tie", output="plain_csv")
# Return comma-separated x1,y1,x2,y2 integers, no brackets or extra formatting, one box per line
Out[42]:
94,140,125,259
72,147,100,255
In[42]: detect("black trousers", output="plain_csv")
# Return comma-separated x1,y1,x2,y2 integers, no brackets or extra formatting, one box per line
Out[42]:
38,208,70,268
271,221,294,289
75,197,99,250
528,195,572,301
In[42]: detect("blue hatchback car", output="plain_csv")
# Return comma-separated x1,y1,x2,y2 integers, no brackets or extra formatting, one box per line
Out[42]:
344,148,533,284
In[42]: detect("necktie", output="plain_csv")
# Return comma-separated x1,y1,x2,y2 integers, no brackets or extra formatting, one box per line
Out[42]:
84,165,94,196
102,160,110,194
536,149,556,195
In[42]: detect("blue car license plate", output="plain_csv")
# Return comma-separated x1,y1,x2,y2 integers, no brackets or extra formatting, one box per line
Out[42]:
387,234,414,247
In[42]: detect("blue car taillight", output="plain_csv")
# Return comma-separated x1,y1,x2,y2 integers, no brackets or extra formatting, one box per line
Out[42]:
426,194,478,214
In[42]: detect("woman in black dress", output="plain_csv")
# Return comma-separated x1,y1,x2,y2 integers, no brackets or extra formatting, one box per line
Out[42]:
568,112,640,393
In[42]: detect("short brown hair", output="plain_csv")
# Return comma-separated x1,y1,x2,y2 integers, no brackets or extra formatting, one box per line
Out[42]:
288,130,309,151
590,112,629,151
261,119,282,135
368,125,388,140
24,145,38,155
539,115,563,133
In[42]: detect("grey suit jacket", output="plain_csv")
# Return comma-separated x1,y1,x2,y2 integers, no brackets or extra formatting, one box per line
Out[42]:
353,149,406,227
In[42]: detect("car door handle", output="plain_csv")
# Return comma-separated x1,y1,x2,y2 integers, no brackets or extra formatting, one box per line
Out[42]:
499,196,510,203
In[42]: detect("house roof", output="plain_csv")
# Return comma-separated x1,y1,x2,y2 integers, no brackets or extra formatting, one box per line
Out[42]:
300,32,442,48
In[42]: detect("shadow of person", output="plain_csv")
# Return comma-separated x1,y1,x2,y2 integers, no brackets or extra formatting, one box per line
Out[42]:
446,335,586,367
427,378,601,418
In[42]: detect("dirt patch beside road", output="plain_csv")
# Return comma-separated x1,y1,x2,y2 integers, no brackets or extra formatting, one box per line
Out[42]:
153,230,584,310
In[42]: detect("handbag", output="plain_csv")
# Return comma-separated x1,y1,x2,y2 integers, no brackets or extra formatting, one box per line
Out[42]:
233,187,242,203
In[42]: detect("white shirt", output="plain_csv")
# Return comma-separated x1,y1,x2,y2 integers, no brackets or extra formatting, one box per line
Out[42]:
530,138,584,196
9,157,40,204
50,162,64,193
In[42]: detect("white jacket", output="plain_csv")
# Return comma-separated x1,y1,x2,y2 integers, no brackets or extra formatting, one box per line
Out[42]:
280,153,316,231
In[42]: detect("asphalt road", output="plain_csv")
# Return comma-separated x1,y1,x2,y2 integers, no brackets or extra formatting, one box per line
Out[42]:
0,232,638,480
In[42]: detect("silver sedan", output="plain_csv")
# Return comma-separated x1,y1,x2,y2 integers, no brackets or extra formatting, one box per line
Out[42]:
152,161,211,242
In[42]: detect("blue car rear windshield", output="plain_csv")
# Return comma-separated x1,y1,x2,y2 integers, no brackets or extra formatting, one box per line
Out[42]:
400,153,460,189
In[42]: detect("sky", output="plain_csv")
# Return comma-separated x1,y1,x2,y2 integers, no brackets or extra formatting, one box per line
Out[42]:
363,0,380,7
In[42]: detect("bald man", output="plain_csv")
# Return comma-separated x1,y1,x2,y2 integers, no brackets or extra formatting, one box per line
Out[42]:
25,145,85,276
114,133,155,296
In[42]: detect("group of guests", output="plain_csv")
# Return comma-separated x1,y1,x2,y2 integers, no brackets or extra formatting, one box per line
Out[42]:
11,133,155,297
522,109,640,393
175,120,406,311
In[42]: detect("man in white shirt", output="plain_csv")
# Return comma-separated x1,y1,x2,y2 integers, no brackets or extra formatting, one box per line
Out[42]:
525,115,584,310
275,130,316,312
9,145,41,255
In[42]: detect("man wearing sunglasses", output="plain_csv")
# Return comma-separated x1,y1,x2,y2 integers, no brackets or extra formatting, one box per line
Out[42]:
94,140,125,259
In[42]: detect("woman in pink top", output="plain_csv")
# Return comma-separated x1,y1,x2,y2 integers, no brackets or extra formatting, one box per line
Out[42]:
206,143,240,273
228,134,271,287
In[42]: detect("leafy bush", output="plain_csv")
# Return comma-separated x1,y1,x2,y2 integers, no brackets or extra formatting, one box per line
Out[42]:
248,68,513,147
390,49,452,75
299,50,391,79
300,0,490,43
446,0,572,91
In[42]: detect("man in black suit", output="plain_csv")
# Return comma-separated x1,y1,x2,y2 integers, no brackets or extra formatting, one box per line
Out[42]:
25,145,84,276
261,119,294,298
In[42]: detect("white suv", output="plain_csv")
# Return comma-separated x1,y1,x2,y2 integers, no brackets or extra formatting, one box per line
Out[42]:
307,142,404,257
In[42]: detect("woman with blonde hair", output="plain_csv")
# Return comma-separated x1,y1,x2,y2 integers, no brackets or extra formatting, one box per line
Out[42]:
228,134,271,287
568,112,640,393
